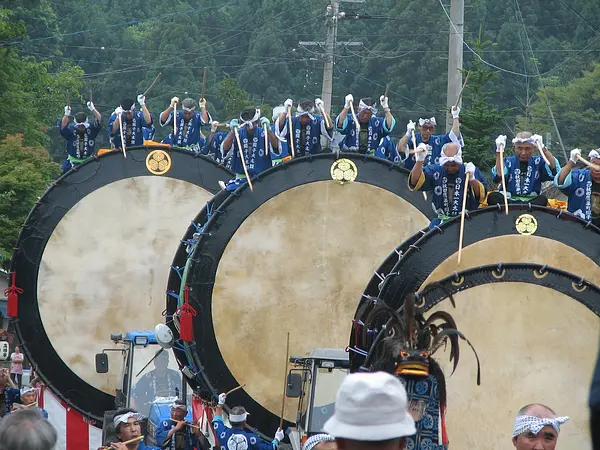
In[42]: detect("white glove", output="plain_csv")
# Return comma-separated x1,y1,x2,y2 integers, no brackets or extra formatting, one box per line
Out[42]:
217,393,227,406
260,117,270,127
170,97,179,108
64,106,71,116
495,135,507,153
199,98,207,109
315,98,324,110
570,148,581,164
86,102,96,112
415,143,428,162
379,95,389,110
465,162,476,175
406,120,416,137
229,119,239,129
344,94,354,109
211,121,219,133
532,134,544,148
451,106,460,119
114,106,123,116
137,94,146,106
284,98,293,109
275,428,285,442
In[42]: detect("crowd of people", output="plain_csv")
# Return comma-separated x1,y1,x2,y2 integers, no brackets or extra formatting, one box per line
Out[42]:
60,93,600,227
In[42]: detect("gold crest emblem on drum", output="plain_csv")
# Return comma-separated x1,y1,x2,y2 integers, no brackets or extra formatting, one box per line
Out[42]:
146,150,172,175
515,213,538,235
330,158,358,184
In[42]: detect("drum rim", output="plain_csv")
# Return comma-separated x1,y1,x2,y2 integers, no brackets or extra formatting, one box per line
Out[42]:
351,262,600,374
10,145,232,423
351,204,600,370
167,152,434,437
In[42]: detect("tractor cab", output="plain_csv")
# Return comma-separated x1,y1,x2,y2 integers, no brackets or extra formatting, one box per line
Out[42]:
286,348,349,450
95,325,190,445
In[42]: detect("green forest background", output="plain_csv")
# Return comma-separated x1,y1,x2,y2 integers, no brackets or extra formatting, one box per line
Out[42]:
1,0,600,264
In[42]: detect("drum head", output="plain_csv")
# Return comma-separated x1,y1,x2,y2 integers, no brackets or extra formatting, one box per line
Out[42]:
352,205,600,448
11,146,232,421
167,154,433,435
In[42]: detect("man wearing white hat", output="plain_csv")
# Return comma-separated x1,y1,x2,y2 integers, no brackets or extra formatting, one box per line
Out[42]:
212,392,285,450
512,403,569,450
323,372,415,450
302,433,336,450
555,148,600,226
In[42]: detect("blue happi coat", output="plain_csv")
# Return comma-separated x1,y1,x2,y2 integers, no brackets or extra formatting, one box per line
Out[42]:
402,375,445,450
1,388,20,417
555,169,595,221
492,154,560,199
162,133,206,154
374,136,400,163
409,164,487,220
270,123,289,165
60,120,102,163
108,111,152,148
280,115,330,155
143,125,156,141
222,126,279,191
204,131,229,163
337,115,395,154
159,110,212,152
403,131,463,170
156,420,199,450
213,416,276,450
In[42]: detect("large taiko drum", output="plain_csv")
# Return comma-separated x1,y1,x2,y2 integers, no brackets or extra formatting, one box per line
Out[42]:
10,145,232,422
352,205,600,449
166,153,433,435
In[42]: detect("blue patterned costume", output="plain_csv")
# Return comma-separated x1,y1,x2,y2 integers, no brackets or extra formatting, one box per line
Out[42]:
492,154,559,201
59,120,102,172
160,110,212,153
554,169,599,223
108,111,152,149
213,416,277,450
337,115,395,155
403,131,463,170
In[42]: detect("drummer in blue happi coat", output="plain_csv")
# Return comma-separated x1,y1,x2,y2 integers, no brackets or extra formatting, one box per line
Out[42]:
336,94,395,155
159,97,211,153
399,107,463,170
108,95,153,149
0,369,20,418
219,107,281,191
374,136,400,163
554,149,600,225
59,101,102,173
276,98,333,156
409,142,487,227
487,133,560,207
156,399,208,450
204,121,230,166
213,391,284,450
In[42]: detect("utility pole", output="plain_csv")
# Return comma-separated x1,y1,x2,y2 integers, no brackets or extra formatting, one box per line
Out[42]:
322,0,339,118
446,0,464,131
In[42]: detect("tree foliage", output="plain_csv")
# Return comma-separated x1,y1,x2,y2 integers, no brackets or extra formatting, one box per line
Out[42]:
0,134,60,266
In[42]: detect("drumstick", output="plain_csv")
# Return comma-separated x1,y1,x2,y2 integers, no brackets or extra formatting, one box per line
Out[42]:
576,154,600,169
226,383,247,395
349,101,360,131
99,436,145,449
498,143,509,215
535,140,551,166
411,129,428,202
201,67,207,103
233,126,254,191
263,123,270,158
279,332,290,428
287,106,295,158
143,73,162,96
66,90,70,108
89,89,93,103
170,419,202,430
383,84,389,99
319,104,331,129
173,100,177,136
453,71,470,108
457,172,471,265
118,113,127,158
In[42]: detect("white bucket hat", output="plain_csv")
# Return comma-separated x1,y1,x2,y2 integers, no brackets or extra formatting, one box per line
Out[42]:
323,372,416,441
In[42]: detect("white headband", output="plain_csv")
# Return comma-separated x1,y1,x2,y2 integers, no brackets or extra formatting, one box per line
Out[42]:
20,387,37,396
438,145,463,166
589,150,600,160
75,120,90,128
239,109,260,128
114,412,145,427
182,106,196,112
358,100,377,114
121,105,136,113
419,117,436,127
170,402,188,411
296,104,315,119
512,137,537,145
513,415,569,437
229,412,249,423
